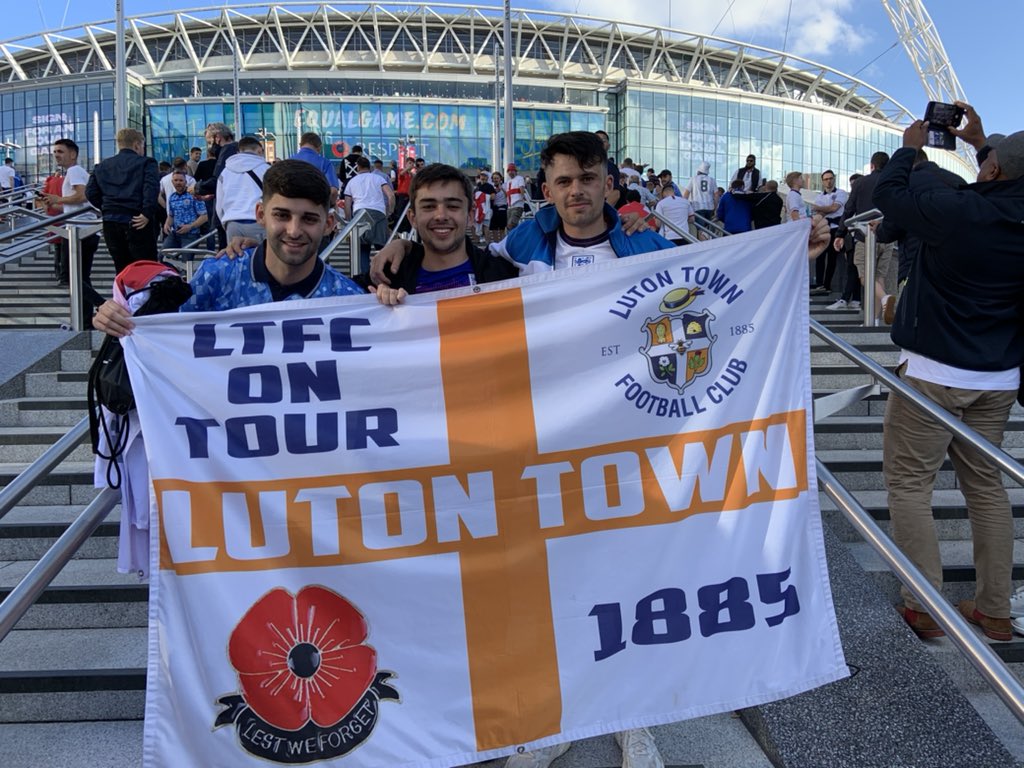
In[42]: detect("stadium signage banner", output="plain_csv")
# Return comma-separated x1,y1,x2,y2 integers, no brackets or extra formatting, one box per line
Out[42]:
129,221,846,766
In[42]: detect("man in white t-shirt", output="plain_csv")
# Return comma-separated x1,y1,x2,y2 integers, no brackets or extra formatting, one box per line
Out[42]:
504,163,528,230
344,155,395,274
619,157,641,184
0,157,16,191
43,138,103,319
684,161,717,220
655,184,695,244
809,169,849,295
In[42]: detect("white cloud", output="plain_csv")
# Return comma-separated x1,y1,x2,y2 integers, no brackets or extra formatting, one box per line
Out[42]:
532,0,870,61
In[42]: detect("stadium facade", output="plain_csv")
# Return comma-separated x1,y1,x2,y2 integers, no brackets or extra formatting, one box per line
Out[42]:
0,2,972,187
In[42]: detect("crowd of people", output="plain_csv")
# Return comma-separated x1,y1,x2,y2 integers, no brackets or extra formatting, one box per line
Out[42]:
26,103,1024,768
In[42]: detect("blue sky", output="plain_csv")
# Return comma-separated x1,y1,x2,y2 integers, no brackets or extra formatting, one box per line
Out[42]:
11,1,1022,136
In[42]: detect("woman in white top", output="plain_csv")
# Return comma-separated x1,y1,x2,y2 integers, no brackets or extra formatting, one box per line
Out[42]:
785,171,808,221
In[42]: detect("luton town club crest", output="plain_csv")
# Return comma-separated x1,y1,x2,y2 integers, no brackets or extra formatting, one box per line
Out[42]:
215,585,399,764
640,287,717,394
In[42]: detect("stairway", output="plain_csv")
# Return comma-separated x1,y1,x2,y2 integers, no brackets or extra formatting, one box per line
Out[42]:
1,266,1023,765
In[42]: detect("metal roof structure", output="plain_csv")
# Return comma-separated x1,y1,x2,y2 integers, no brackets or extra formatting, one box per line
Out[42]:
0,3,913,124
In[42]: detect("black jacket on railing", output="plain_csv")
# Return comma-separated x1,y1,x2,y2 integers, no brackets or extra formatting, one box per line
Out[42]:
85,148,159,223
874,146,1024,372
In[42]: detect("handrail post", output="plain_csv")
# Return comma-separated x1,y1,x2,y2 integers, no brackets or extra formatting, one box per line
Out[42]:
862,225,876,326
348,216,362,277
67,223,83,331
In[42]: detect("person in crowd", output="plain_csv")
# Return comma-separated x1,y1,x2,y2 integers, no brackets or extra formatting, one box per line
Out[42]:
43,138,104,320
749,180,784,229
654,183,694,244
186,146,202,176
372,158,392,187
0,157,16,191
393,156,416,233
504,163,528,229
619,157,642,184
162,170,209,250
826,173,864,311
158,157,195,219
594,130,626,207
489,170,508,241
833,152,896,323
875,106,1024,643
733,153,761,192
192,121,238,249
809,169,849,296
338,143,364,189
716,179,753,234
784,171,808,221
344,154,395,274
364,163,518,303
658,168,681,196
473,170,495,244
875,148,966,320
684,160,717,221
627,172,657,206
85,128,160,272
216,135,271,243
290,132,341,202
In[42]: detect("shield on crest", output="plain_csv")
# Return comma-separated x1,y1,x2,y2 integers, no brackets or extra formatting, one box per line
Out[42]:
640,309,716,393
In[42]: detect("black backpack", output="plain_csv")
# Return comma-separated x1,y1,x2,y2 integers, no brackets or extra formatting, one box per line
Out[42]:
88,275,193,488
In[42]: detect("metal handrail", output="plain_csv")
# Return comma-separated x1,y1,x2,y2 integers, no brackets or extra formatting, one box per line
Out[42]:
0,418,90,522
810,318,1024,485
693,212,727,238
0,487,120,642
0,207,96,243
647,209,700,244
327,207,373,274
817,460,1024,726
0,183,43,204
384,199,411,246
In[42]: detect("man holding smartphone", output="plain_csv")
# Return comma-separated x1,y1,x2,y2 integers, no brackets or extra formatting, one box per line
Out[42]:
873,103,1024,642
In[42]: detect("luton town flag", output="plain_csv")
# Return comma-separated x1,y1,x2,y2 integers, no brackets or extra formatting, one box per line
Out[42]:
125,220,847,767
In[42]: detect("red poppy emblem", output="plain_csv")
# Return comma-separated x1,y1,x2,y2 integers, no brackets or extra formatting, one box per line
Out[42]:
228,586,377,731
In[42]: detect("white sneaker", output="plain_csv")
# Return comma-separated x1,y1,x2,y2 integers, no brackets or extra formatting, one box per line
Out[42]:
505,742,571,768
825,299,847,310
849,300,861,310
614,728,665,768
1010,586,1024,618
1013,616,1024,637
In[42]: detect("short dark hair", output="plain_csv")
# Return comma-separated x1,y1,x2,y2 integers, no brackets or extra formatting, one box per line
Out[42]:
658,169,672,179
540,131,607,171
746,154,756,161
189,146,202,154
262,159,331,212
730,179,745,190
171,170,187,179
238,136,263,154
3,158,12,164
409,163,473,210
624,189,641,203
354,155,371,170
351,144,363,153
821,169,835,179
53,138,79,155
870,151,890,171
300,132,323,150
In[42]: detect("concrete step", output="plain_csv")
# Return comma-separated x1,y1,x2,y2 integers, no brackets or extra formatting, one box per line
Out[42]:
0,627,146,722
820,488,1024,542
847,538,1024,608
817,449,1024,491
24,371,87,398
0,462,99,505
814,415,1024,450
0,427,94,462
0,504,121,561
0,557,145,629
0,398,87,427
0,721,144,768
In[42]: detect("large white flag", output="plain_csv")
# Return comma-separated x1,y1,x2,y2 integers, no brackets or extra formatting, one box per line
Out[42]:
127,221,846,767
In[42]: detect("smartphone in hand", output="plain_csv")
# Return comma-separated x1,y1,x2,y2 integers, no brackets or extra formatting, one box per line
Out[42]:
924,102,965,150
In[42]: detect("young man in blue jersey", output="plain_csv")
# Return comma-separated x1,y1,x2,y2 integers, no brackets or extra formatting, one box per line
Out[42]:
93,159,364,336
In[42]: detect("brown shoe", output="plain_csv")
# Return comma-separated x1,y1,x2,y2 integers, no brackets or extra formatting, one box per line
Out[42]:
882,294,897,324
958,600,1012,641
898,604,945,639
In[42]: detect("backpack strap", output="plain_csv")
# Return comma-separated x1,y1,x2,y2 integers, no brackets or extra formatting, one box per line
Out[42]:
246,170,263,190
